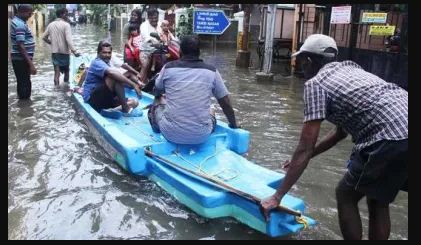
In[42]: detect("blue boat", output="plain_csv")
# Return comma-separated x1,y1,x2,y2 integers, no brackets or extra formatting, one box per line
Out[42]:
69,55,316,237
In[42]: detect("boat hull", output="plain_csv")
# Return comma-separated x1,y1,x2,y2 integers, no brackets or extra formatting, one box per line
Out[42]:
69,55,316,237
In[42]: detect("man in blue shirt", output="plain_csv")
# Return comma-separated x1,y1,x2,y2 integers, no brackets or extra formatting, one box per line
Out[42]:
83,40,142,114
10,4,36,99
148,35,239,145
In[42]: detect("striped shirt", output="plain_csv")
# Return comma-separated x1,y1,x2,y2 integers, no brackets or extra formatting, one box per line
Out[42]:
10,16,35,60
303,60,408,152
42,18,75,54
155,56,229,144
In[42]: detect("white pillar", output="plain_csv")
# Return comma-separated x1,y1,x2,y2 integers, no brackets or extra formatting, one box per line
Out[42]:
107,4,111,30
127,4,129,21
262,4,277,74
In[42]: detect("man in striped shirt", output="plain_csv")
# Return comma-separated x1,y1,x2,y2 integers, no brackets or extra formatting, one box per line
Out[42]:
42,8,80,85
10,4,36,99
148,35,239,145
261,34,408,240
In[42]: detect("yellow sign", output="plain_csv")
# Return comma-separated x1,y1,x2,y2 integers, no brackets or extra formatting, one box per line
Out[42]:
361,12,387,23
369,25,396,36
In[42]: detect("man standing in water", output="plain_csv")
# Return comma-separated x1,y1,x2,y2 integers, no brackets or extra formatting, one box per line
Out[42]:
10,4,36,99
42,7,80,85
260,34,408,240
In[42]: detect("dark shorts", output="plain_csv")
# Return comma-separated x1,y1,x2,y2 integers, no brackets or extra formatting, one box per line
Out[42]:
52,53,70,73
337,139,408,204
87,84,120,112
147,103,217,134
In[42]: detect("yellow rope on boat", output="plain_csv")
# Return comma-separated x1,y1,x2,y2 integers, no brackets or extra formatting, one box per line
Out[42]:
295,215,309,229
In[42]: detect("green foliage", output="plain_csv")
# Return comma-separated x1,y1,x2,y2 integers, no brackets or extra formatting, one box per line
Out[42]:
83,4,108,25
54,4,66,11
83,4,108,17
32,4,46,11
83,4,120,25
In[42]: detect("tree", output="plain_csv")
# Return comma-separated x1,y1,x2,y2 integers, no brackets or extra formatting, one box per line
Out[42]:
32,4,46,12
83,4,108,25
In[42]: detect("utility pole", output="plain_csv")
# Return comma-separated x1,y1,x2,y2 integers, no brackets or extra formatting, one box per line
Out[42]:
256,4,276,82
235,4,252,68
291,4,304,75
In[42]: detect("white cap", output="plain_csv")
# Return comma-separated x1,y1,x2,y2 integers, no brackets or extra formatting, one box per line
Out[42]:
291,34,338,58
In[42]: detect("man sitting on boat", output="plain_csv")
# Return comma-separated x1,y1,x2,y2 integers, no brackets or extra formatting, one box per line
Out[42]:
147,35,240,145
82,40,142,115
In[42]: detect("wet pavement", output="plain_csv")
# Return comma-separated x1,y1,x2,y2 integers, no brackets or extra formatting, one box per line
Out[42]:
8,24,408,240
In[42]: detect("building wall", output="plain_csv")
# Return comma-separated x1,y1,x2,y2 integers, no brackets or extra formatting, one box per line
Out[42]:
36,12,45,34
296,4,408,88
329,8,406,52
355,11,406,51
274,9,294,39
260,6,295,40
300,4,317,41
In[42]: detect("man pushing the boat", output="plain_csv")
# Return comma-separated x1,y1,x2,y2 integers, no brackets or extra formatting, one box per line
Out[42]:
82,40,143,115
260,34,408,240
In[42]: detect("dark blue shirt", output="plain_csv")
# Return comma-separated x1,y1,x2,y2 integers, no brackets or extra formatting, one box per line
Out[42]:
82,57,110,102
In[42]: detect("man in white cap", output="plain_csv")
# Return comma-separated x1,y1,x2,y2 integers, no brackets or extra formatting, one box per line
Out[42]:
260,34,407,240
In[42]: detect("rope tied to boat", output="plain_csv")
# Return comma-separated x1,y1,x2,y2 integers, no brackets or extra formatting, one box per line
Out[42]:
295,216,309,229
172,148,239,181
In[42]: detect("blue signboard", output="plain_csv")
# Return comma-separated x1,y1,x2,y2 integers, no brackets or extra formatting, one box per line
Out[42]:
193,9,231,35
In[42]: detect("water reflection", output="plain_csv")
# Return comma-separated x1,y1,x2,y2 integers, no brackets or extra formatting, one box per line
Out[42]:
8,24,407,240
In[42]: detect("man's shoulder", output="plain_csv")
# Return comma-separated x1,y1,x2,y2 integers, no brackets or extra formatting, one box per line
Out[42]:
62,20,71,28
165,59,216,72
200,61,217,71
91,58,109,67
52,19,70,28
304,78,317,88
11,17,25,27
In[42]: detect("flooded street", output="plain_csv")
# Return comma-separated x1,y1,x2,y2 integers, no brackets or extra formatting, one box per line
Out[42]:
8,24,407,240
